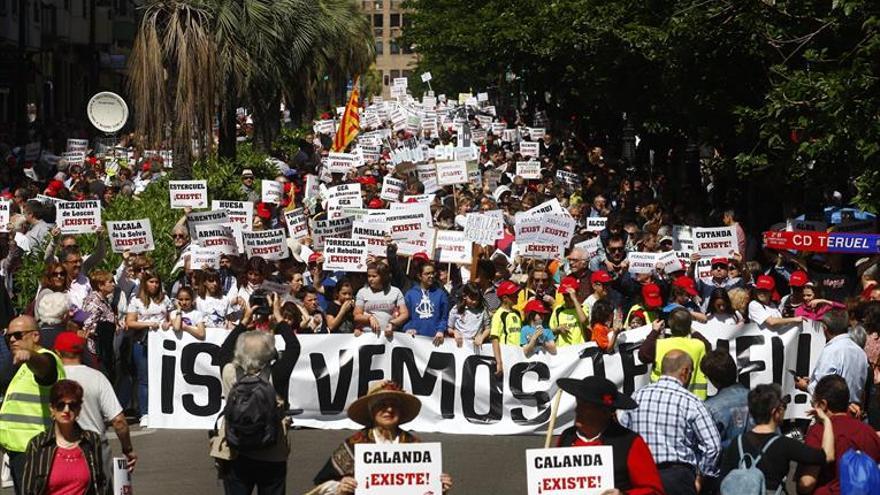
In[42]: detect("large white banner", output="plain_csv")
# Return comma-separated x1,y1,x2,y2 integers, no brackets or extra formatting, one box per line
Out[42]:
147,320,825,433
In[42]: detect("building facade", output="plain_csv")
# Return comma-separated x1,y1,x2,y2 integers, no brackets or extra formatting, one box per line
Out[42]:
361,0,416,99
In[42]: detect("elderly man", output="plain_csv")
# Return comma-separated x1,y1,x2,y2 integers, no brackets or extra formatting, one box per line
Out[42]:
620,350,721,495
0,315,65,492
59,237,108,311
555,375,664,494
215,304,301,495
240,169,260,202
795,308,869,410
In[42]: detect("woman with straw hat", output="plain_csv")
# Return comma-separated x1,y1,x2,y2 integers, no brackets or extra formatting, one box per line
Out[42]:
309,381,453,494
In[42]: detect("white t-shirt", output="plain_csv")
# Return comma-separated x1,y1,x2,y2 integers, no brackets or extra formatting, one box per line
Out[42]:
748,300,781,326
64,364,123,439
127,295,171,324
197,295,233,327
173,308,205,327
356,286,405,330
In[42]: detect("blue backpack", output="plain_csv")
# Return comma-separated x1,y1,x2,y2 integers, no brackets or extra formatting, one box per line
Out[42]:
839,449,880,495
720,434,784,495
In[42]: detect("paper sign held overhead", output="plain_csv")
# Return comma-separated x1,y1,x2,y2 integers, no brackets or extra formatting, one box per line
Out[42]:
693,226,738,257
242,229,288,261
169,180,208,209
262,180,284,204
211,200,253,228
516,161,541,180
107,219,154,253
323,238,368,272
586,217,607,232
435,160,469,186
0,200,10,233
420,72,432,83
520,141,540,157
56,200,101,234
284,208,310,241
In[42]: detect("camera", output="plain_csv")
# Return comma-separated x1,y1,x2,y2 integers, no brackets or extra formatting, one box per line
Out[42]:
249,289,272,316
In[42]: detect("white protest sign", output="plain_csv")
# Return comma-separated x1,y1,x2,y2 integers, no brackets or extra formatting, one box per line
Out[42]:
627,252,658,274
420,72,432,83
556,169,579,189
453,146,478,162
169,180,208,208
397,228,436,258
191,246,220,269
525,446,614,495
112,457,133,495
693,226,738,257
212,200,253,227
435,230,472,264
575,237,602,260
327,152,359,174
540,213,577,247
323,238,368,272
528,128,546,141
186,209,230,240
352,220,389,257
380,176,405,202
0,200,10,233
326,183,363,218
387,208,433,243
586,217,607,232
66,138,89,152
193,224,237,255
314,119,336,135
242,229,288,261
516,161,541,180
515,215,545,243
106,219,154,253
519,242,564,260
284,208,310,241
520,141,540,157
56,200,101,234
465,213,503,245
435,160,469,186
672,225,693,251
393,77,408,89
312,217,354,251
62,151,86,166
525,198,565,217
656,250,680,273
262,180,284,204
304,175,320,199
354,443,442,495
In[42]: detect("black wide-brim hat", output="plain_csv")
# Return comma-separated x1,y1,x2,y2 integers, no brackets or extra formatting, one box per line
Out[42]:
557,376,638,410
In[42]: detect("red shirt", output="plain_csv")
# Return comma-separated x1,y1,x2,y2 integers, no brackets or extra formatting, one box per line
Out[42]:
804,414,880,495
572,432,665,495
47,446,90,495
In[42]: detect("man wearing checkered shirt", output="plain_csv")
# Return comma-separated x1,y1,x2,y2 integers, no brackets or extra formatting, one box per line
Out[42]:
619,349,721,495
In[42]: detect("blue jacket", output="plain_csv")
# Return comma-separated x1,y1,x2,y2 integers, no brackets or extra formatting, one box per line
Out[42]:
404,285,449,337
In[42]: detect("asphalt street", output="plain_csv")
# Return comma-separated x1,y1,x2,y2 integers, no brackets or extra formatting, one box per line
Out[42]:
3,426,543,494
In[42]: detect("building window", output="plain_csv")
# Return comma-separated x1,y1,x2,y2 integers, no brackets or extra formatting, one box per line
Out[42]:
389,39,400,55
375,39,383,55
383,74,389,86
390,13,400,27
391,70,400,79
373,13,382,27
402,15,412,29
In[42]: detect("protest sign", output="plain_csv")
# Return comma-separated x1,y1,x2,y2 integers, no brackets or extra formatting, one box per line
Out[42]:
763,230,880,255
284,208,310,241
169,180,208,208
520,141,540,157
304,175,320,199
656,250,680,273
525,199,565,217
0,200,10,233
327,152,359,174
211,200,253,227
56,200,101,234
262,180,284,204
186,209,230,241
515,215,545,243
62,151,86,166
421,72,432,82
397,228,436,258
525,446,614,495
528,128,546,141
435,160,468,186
66,138,89,152
435,230,472,264
314,119,336,135
354,443,443,495
490,122,506,135
627,252,657,274
402,194,434,204
380,176,405,202
106,219,154,253
191,246,220,269
516,161,541,180
387,207,433,243
575,237,602,260
323,238,368,272
519,242,564,260
193,224,237,255
540,213,577,248
312,217,354,250
148,319,825,433
586,217,607,232
326,183,364,218
693,226,738,257
36,194,65,206
242,229,288,261
556,169,579,189
112,457,133,495
453,146,478,161
672,224,694,251
352,220,390,257
465,213,503,245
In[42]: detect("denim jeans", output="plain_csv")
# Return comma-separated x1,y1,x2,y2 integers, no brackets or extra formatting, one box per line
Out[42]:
132,341,148,417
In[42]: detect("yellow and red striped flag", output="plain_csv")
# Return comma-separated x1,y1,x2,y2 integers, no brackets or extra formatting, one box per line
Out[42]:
332,77,360,152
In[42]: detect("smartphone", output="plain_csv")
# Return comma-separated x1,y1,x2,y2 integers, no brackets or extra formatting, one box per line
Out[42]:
787,369,799,377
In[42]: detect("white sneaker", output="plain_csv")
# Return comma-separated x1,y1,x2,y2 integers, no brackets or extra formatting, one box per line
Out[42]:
139,415,149,428
1,453,12,488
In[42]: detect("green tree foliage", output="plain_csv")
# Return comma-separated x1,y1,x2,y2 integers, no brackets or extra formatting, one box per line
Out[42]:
403,0,880,212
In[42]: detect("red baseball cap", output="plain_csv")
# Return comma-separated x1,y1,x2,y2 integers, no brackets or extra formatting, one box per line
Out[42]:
710,257,729,267
590,270,612,284
497,280,521,298
357,176,378,186
368,198,384,209
641,283,663,309
789,270,809,288
412,252,430,262
558,276,579,294
54,332,86,354
672,276,698,297
755,275,776,292
523,299,550,315
308,252,322,264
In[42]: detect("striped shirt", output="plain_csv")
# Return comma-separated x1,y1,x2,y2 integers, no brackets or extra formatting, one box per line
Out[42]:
619,376,721,476
22,426,106,495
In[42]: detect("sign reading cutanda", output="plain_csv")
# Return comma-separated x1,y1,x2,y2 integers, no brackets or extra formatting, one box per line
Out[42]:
148,320,825,433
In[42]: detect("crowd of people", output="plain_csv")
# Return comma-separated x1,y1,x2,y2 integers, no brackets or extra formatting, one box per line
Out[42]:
1,92,880,495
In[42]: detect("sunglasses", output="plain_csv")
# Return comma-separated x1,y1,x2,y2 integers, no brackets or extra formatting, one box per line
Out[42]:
54,400,82,412
607,247,624,252
3,329,36,342
52,271,66,277
172,234,187,239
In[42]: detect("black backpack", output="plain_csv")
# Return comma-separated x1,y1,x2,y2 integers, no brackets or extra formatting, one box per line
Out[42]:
223,371,282,451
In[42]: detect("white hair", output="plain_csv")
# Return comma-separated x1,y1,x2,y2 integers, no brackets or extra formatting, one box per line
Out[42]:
38,292,70,325
233,331,276,374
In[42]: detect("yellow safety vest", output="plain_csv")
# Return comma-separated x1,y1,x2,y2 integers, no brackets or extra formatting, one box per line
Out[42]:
0,348,65,452
651,336,708,400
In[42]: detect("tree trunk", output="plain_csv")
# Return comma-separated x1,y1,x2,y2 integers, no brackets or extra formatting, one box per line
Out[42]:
218,75,237,160
253,91,281,153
